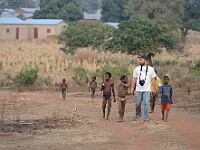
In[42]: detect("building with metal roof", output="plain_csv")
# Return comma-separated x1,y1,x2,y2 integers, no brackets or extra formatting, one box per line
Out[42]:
81,13,101,22
15,8,39,14
0,18,66,41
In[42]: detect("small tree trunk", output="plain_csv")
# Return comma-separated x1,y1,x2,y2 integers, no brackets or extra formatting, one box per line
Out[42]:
147,53,155,67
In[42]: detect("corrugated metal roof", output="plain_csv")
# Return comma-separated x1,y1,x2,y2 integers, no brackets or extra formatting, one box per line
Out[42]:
0,12,17,18
105,22,119,28
23,13,34,18
0,18,27,24
0,18,64,25
25,19,64,25
4,9,15,13
83,13,101,20
20,8,39,13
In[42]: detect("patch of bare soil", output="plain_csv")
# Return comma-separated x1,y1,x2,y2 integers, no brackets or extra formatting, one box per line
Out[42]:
0,89,200,150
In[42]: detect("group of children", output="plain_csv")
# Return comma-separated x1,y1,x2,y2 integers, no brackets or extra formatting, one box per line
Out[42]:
60,72,173,122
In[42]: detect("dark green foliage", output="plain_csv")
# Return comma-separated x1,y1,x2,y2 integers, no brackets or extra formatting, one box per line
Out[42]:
16,68,38,85
81,0,101,13
59,22,115,54
101,0,128,22
4,0,36,9
105,16,178,55
33,0,83,21
182,0,200,32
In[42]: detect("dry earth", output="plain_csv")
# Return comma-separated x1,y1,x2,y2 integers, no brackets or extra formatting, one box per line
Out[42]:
0,89,200,150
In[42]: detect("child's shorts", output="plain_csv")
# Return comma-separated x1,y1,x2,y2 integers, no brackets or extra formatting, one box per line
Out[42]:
162,103,170,111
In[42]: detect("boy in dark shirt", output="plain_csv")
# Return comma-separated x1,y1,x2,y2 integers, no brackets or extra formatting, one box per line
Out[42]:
159,76,173,121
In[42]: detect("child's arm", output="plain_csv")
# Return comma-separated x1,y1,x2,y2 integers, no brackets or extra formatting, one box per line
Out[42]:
170,86,173,104
66,84,68,93
170,95,173,104
120,82,131,88
131,77,136,95
59,84,62,91
112,83,116,102
100,82,104,91
95,81,97,88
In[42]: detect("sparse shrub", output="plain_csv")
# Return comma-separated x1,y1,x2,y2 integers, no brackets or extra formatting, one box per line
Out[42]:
130,59,137,65
0,74,14,87
72,67,88,85
35,76,53,86
153,60,161,67
16,68,38,85
189,60,200,78
0,62,3,70
161,60,177,67
171,71,182,79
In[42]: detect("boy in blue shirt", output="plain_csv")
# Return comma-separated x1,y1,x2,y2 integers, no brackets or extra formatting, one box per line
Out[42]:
159,76,173,121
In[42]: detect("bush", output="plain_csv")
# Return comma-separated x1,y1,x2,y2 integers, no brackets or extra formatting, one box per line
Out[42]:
0,62,2,70
72,67,88,85
189,60,200,79
0,74,14,87
16,68,38,85
35,76,53,86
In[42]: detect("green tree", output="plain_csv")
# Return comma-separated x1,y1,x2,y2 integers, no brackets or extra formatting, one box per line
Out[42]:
104,17,178,66
101,0,128,22
181,0,200,35
58,22,115,54
34,0,83,21
125,0,184,26
0,0,36,15
81,0,101,13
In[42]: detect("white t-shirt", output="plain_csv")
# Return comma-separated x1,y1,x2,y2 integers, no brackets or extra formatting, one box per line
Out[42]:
133,65,157,92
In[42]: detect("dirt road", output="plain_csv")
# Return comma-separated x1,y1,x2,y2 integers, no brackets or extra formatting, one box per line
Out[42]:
0,90,200,150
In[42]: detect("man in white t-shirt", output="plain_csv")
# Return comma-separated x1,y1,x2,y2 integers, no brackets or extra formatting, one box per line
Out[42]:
131,54,157,121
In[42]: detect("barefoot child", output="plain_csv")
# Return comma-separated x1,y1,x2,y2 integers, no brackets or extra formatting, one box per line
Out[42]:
117,75,130,122
89,76,97,100
60,78,68,100
159,76,173,121
101,72,116,120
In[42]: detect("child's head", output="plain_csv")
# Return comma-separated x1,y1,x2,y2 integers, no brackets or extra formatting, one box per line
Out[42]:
62,78,66,83
105,72,112,81
163,76,169,84
120,75,128,83
92,76,96,81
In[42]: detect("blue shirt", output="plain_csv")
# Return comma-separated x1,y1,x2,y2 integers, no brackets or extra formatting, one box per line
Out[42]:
159,85,173,104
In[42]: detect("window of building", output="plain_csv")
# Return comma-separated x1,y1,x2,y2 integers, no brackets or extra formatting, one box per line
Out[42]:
47,29,51,33
6,29,10,33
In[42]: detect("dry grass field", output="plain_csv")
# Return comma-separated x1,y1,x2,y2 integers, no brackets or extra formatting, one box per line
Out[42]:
0,30,200,150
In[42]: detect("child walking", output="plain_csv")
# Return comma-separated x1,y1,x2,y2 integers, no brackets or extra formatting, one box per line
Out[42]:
101,72,116,120
60,78,68,100
117,75,130,122
159,76,173,121
89,76,97,100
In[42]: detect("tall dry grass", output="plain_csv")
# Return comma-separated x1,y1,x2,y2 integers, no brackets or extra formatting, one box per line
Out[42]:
0,31,199,85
